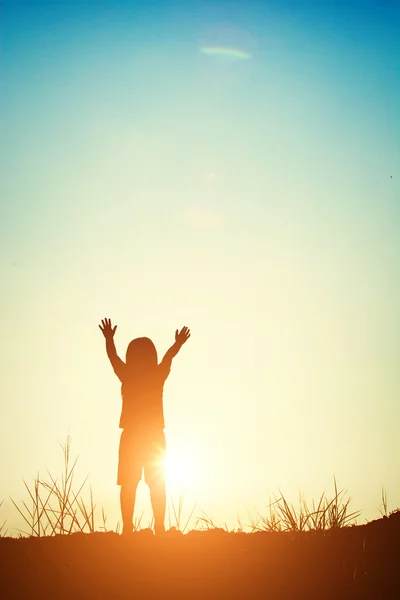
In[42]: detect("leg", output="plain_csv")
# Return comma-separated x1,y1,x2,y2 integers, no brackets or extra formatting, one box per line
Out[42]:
117,429,142,534
148,477,166,535
145,431,167,534
120,483,137,534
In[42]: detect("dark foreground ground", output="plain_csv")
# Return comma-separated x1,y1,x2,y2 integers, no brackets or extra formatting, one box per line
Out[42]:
1,512,399,600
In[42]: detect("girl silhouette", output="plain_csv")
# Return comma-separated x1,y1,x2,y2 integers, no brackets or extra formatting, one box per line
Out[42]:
99,318,190,535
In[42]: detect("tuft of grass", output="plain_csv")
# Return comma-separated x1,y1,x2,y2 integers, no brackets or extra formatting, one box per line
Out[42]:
194,510,218,530
11,437,101,536
167,494,198,534
99,506,108,532
235,512,244,533
248,498,283,532
133,511,145,531
378,487,388,518
252,477,360,533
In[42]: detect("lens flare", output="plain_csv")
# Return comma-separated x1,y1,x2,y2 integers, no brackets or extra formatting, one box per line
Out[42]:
200,46,251,59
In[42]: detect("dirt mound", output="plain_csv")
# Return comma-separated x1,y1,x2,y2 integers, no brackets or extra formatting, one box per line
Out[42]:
2,512,399,599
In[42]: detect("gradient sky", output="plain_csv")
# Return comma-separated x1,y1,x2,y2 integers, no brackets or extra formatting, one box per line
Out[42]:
1,0,399,534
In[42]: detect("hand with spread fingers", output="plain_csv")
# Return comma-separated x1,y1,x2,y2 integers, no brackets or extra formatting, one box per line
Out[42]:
99,317,117,340
175,326,191,347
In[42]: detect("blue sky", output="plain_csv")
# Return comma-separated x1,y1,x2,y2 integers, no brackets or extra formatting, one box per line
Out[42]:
1,0,399,533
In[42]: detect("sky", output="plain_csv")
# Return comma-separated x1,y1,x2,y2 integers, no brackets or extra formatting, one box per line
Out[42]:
1,0,399,534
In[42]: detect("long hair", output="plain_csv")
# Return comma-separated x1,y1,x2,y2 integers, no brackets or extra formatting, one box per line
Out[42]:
125,337,158,377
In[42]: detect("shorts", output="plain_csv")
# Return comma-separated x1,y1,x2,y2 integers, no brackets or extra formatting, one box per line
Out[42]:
117,428,166,487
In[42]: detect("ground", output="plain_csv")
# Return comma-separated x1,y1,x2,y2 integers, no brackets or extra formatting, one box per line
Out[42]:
1,512,399,599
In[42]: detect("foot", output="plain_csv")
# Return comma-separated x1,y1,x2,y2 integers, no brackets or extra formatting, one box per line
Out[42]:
121,525,133,536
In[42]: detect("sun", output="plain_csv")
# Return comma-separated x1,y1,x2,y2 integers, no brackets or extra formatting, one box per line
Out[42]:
163,447,202,494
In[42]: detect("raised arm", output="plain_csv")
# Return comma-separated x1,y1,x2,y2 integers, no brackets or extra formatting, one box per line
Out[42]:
161,326,191,372
98,317,125,381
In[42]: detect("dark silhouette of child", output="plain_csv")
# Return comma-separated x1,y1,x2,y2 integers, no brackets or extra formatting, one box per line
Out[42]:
99,318,190,535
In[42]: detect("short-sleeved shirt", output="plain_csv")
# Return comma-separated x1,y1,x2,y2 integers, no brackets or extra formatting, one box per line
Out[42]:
114,360,170,431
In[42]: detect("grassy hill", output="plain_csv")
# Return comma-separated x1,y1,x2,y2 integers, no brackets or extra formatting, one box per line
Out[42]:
2,511,399,599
